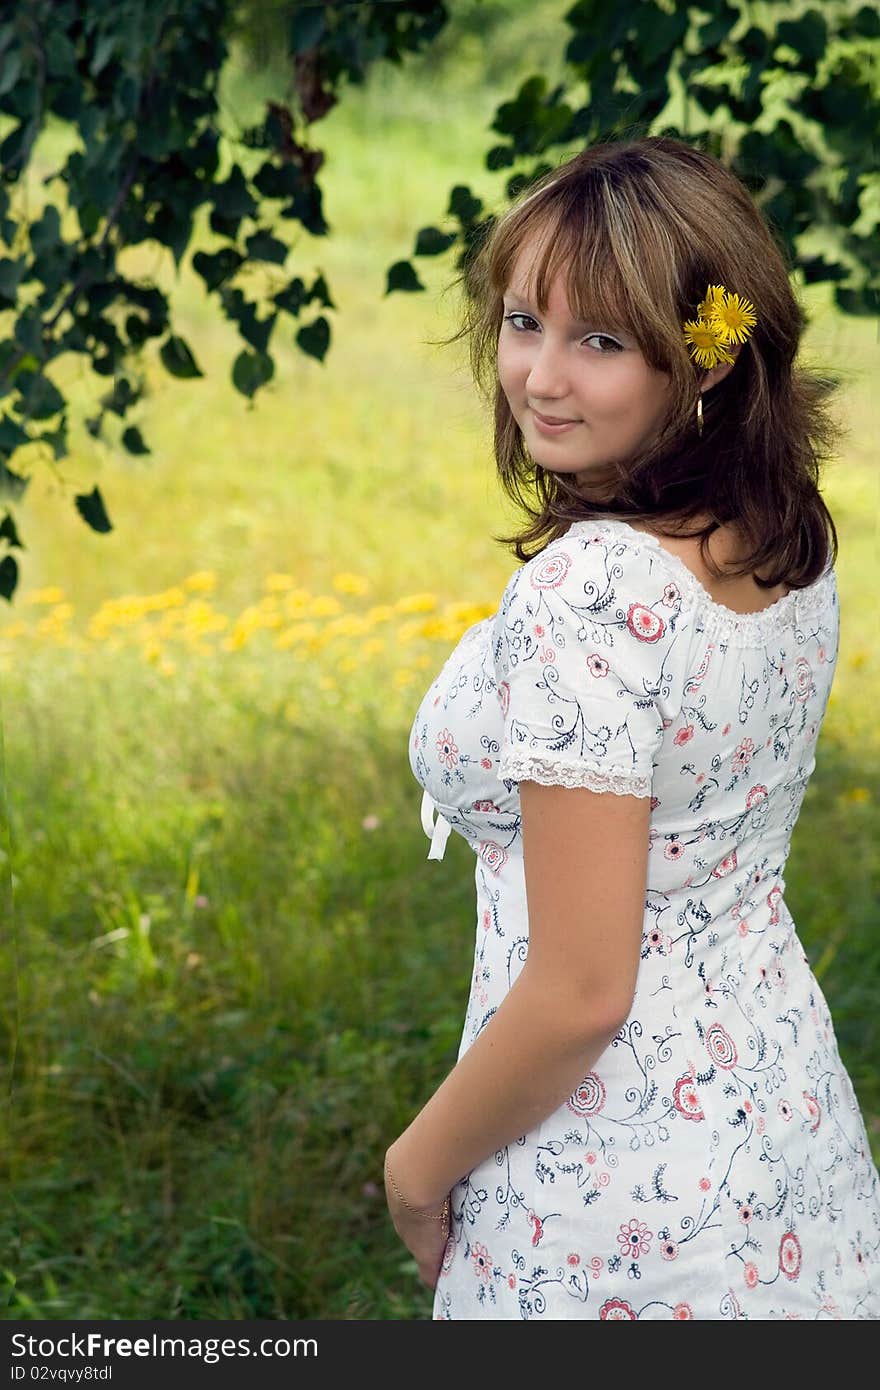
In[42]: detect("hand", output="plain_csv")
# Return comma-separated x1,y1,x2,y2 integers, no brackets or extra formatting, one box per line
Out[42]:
384,1148,452,1291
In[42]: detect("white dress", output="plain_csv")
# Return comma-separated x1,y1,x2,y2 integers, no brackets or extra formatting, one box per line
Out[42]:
408,516,880,1320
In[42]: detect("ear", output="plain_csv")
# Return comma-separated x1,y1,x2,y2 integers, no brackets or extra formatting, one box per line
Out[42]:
701,340,743,392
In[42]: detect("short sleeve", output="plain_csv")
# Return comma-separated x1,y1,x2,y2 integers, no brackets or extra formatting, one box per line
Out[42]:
491,534,692,797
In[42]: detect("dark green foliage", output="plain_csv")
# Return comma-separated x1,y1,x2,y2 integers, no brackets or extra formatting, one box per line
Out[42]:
393,0,880,351
0,0,447,598
295,314,331,361
74,485,113,533
232,347,275,398
0,0,877,601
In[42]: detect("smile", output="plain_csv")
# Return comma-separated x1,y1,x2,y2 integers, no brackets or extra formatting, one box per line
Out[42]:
531,409,581,434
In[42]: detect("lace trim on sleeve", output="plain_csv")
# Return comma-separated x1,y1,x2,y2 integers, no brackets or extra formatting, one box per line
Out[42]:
498,752,652,798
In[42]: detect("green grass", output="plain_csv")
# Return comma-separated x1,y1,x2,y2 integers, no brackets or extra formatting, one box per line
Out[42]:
1,14,879,1320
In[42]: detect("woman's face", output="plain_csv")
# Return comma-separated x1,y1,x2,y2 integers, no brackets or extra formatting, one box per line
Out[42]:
497,234,675,491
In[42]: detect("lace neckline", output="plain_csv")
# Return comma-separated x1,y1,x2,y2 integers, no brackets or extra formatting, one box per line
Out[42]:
567,516,835,643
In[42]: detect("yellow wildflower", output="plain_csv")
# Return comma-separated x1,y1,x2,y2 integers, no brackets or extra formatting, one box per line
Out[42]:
682,317,735,370
697,284,726,320
710,291,758,345
333,572,370,595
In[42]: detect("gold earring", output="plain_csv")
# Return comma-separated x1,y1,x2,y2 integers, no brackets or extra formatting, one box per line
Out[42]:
696,393,704,437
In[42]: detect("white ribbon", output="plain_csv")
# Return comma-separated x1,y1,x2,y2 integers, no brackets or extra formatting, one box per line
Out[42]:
420,787,452,861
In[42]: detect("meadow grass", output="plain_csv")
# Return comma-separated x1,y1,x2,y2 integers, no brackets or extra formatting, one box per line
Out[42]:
1,13,879,1319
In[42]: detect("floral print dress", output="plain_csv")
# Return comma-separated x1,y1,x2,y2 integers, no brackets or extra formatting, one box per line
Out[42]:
408,516,880,1320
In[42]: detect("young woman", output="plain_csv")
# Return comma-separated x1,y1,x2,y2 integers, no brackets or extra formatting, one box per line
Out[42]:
384,135,880,1319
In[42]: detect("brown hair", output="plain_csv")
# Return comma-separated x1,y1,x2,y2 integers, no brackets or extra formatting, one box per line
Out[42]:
444,134,841,589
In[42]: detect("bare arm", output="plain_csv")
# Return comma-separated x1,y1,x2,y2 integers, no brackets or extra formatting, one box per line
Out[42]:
386,780,650,1209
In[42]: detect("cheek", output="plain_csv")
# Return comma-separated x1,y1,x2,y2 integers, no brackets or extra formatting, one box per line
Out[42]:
592,367,670,426
496,340,526,384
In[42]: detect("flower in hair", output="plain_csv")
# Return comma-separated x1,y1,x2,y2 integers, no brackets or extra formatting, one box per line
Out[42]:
697,284,726,320
683,284,757,369
682,316,735,369
709,290,758,346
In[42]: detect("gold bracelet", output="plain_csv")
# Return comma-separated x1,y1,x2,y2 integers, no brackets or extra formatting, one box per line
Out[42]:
384,1154,450,1224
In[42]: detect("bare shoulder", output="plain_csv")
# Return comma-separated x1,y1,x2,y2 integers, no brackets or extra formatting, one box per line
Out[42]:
626,514,790,610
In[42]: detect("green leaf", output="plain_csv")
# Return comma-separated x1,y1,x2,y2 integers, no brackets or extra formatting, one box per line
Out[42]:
193,248,244,292
231,349,274,399
0,415,29,454
121,426,150,455
844,6,880,39
212,164,258,221
273,277,307,316
486,144,515,171
74,485,113,534
777,11,828,67
797,256,848,285
253,160,302,201
16,371,65,421
448,185,483,225
0,552,18,600
126,314,149,347
296,316,330,362
159,335,203,379
385,260,425,294
0,257,25,307
0,459,28,504
245,230,288,265
0,510,22,548
309,273,335,309
834,285,879,316
219,288,277,354
414,227,457,257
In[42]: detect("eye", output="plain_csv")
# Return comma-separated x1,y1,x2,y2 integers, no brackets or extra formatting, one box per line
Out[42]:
503,312,539,332
584,334,623,353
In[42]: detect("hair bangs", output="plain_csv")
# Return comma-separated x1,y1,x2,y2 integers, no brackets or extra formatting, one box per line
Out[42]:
497,186,666,360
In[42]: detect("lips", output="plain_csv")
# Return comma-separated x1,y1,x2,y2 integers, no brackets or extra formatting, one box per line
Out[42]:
532,409,580,425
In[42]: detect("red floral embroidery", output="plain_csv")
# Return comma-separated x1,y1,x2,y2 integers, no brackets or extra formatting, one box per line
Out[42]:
471,1242,492,1282
673,1074,705,1121
779,1232,802,1280
705,1023,738,1069
567,1072,606,1118
626,602,666,643
618,1218,652,1259
600,1298,637,1320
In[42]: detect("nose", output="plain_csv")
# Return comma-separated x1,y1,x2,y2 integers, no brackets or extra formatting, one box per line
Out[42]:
524,333,571,401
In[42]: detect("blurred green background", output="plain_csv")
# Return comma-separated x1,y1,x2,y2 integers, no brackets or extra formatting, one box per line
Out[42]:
1,0,878,1320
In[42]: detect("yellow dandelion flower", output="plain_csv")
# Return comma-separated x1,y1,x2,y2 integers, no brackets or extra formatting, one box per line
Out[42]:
697,284,726,320
183,571,217,593
27,586,66,605
310,595,343,617
395,593,438,614
333,572,370,595
682,318,735,370
263,573,295,592
709,291,757,345
366,605,396,625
